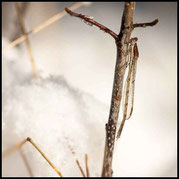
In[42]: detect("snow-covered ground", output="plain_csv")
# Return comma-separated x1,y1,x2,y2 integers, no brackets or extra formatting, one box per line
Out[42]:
2,2,177,177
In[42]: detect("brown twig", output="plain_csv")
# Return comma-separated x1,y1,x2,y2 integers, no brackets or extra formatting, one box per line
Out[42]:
133,19,159,28
19,148,34,177
3,137,63,177
65,8,118,40
76,159,86,177
15,2,38,78
3,2,86,51
85,154,90,177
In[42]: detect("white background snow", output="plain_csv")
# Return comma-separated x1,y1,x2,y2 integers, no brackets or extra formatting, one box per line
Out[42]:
2,2,177,177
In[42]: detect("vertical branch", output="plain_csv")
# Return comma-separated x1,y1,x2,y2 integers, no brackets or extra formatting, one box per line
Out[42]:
15,2,38,78
65,3,135,177
101,2,136,177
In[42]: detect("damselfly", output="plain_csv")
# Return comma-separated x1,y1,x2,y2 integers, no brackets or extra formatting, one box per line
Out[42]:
116,38,139,139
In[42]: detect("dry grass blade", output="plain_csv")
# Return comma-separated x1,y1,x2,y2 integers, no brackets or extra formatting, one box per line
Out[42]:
15,2,38,78
19,148,34,177
85,154,90,177
3,137,63,177
26,137,63,177
67,142,87,177
76,159,86,177
3,2,85,51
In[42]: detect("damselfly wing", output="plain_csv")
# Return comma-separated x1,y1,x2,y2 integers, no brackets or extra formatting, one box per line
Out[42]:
116,39,139,139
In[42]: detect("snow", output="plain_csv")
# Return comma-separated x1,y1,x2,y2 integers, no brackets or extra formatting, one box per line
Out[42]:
2,38,109,176
2,2,177,177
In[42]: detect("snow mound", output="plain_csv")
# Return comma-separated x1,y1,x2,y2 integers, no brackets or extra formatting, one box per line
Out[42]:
3,75,109,176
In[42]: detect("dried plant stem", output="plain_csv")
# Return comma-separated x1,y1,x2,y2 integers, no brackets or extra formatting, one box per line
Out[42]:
76,159,86,177
3,2,85,51
3,137,63,177
19,148,33,177
85,154,90,177
15,2,38,78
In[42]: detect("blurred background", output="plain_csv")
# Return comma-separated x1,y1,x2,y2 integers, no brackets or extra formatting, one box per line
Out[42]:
2,2,177,177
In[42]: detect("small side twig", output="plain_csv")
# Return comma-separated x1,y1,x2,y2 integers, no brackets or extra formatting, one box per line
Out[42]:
133,19,158,28
65,8,118,40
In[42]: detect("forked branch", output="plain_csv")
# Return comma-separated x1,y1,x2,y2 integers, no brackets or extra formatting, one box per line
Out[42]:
65,2,158,177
